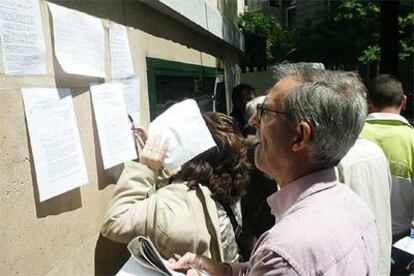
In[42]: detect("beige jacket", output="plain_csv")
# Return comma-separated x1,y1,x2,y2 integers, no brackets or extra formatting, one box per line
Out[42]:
101,161,238,262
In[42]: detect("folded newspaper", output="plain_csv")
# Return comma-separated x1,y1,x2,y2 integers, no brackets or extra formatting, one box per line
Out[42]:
116,236,184,276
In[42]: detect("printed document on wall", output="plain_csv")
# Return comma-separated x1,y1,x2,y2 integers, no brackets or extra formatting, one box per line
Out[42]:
116,77,141,126
48,3,105,78
22,88,88,202
90,83,137,169
109,22,134,80
0,0,47,75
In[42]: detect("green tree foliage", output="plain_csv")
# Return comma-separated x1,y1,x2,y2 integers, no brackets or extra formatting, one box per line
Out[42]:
293,0,380,66
239,0,413,68
335,0,380,20
335,0,380,64
238,12,296,65
399,11,414,61
294,0,413,66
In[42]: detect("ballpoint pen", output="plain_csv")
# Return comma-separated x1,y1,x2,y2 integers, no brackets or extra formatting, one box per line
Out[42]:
129,114,146,148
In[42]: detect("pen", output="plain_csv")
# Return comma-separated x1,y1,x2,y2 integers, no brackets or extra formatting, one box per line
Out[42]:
129,114,145,149
128,114,134,125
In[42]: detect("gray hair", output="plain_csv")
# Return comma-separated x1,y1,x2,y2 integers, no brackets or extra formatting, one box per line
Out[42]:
273,63,325,82
245,95,265,121
279,68,367,167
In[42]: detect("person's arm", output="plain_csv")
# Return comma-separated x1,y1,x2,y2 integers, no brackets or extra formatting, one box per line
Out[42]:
170,250,298,276
247,249,298,276
100,161,161,243
101,134,169,243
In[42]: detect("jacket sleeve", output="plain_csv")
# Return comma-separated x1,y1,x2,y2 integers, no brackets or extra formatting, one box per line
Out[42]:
100,161,169,244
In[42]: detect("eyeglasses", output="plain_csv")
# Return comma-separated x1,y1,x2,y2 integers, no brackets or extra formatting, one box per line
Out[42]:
256,103,288,121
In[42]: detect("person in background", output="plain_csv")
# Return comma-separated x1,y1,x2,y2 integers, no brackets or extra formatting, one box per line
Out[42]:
239,95,277,259
337,138,392,275
244,96,266,144
231,84,255,136
170,66,378,275
310,70,392,275
360,74,414,274
101,112,249,263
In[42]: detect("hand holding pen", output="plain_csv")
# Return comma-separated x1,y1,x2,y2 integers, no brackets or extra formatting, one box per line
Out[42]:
129,116,169,172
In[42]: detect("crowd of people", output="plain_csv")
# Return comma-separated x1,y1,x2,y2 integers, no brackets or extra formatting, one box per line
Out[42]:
100,64,413,275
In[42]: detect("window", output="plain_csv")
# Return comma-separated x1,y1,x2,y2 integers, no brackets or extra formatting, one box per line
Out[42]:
146,58,225,120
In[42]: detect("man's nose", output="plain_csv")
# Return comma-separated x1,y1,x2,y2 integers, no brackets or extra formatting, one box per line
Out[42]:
248,113,259,128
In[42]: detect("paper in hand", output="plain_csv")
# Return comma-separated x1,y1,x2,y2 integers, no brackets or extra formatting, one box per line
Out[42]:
148,99,216,172
116,236,184,276
393,236,414,255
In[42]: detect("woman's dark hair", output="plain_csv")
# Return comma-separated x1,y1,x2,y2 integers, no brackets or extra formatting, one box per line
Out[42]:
231,84,255,106
170,112,249,206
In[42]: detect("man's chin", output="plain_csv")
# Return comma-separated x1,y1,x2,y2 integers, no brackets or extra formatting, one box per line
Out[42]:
254,144,261,160
254,146,264,169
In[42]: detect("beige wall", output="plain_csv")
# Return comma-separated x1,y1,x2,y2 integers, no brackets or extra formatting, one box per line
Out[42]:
0,1,239,275
240,70,275,95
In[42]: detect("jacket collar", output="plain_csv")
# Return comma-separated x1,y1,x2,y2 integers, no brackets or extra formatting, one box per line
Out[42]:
366,113,412,128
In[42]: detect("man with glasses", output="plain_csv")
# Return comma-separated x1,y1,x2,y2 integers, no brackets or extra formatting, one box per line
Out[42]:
170,67,378,275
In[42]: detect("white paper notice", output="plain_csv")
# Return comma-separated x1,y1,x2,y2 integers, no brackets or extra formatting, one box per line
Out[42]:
115,77,141,126
90,83,137,169
48,3,105,78
0,0,47,75
393,236,414,255
109,22,134,80
149,99,216,172
22,88,88,202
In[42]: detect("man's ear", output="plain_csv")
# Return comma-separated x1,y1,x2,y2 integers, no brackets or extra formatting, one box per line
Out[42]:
400,95,407,110
367,98,375,114
292,122,311,152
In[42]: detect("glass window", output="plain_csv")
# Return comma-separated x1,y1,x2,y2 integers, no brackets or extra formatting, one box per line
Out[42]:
147,58,225,120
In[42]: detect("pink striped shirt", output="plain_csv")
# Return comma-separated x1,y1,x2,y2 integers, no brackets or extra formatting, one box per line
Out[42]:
231,168,378,276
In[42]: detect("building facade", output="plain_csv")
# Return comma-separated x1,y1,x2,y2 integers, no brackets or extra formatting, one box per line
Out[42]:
0,0,245,274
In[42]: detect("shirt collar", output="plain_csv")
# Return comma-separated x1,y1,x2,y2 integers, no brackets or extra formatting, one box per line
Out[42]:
267,168,337,221
366,112,412,127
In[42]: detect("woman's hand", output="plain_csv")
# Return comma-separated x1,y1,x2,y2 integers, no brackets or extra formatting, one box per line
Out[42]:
141,135,169,171
132,127,148,149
